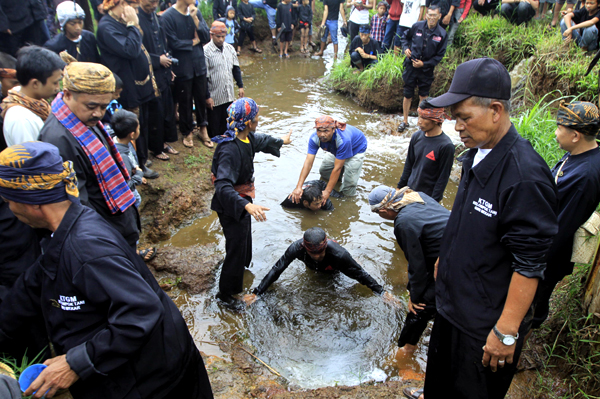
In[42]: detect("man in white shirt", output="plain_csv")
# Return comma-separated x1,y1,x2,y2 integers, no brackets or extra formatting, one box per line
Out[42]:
1,46,64,146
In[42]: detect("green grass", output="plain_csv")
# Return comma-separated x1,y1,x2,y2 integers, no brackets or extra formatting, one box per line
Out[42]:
329,51,405,91
184,153,207,168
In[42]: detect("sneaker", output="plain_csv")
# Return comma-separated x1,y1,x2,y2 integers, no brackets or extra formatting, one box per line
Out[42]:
143,167,159,179
397,122,410,133
216,292,246,311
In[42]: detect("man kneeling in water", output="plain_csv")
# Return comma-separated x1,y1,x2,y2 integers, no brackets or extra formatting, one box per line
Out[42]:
244,227,398,305
280,180,340,211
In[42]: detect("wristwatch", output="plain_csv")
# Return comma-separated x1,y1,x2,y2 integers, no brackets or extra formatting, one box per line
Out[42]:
493,325,518,346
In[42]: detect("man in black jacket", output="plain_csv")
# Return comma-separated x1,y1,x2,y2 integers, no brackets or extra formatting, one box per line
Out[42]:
0,0,50,56
397,5,447,133
0,141,213,399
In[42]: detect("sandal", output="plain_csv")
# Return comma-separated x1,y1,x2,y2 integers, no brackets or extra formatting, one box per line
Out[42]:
236,50,241,56
154,152,170,161
138,247,157,262
194,127,214,148
164,144,179,155
285,53,289,58
402,387,424,399
183,135,194,148
397,121,410,133
250,47,263,53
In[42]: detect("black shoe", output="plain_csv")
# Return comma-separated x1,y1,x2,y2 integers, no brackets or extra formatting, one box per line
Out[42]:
145,159,153,168
143,167,159,179
216,292,246,311
397,122,410,133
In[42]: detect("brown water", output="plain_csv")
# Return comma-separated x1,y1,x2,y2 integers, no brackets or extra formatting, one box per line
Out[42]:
161,53,458,388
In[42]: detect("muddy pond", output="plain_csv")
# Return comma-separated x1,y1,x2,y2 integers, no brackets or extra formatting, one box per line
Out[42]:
160,49,459,389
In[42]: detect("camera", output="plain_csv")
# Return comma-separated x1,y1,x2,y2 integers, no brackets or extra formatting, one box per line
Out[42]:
168,55,179,66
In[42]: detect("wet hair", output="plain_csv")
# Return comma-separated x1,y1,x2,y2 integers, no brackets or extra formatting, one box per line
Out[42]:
427,4,441,13
303,227,326,245
112,109,139,139
470,96,511,113
15,45,65,86
113,73,124,91
301,185,323,205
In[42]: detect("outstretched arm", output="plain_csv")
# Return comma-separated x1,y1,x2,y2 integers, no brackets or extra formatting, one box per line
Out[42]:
322,157,345,205
290,154,316,203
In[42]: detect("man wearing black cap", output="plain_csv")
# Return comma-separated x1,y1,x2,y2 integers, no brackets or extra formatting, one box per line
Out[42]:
397,5,447,133
422,57,558,399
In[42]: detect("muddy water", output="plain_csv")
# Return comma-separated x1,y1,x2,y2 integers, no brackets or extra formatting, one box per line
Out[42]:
161,54,458,388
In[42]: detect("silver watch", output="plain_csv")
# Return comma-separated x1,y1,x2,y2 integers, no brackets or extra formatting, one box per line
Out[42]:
493,325,518,346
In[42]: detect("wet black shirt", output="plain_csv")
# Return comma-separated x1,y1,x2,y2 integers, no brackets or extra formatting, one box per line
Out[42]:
276,2,295,31
43,31,100,63
400,20,447,72
397,130,455,202
253,239,384,295
436,125,558,341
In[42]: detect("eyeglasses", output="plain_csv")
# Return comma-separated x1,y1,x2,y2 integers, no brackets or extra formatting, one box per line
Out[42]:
425,14,440,19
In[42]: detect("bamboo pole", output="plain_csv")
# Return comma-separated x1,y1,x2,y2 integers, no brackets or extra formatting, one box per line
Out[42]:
584,236,600,315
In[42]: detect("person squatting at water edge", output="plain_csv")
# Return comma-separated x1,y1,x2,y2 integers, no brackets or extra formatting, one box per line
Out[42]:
403,57,558,399
243,227,400,306
368,186,450,362
0,141,214,399
289,115,367,205
210,97,292,311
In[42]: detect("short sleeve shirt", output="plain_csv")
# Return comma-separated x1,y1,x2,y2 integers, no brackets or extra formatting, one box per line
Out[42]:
399,0,427,28
307,124,368,159
324,0,345,20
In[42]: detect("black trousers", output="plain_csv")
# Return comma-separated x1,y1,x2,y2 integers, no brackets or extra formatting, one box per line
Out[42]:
147,96,165,156
163,348,214,399
162,84,179,143
398,303,437,347
238,26,256,47
217,210,252,296
473,0,500,16
174,74,208,137
348,21,360,42
424,313,527,399
207,101,232,138
0,20,50,57
130,101,151,168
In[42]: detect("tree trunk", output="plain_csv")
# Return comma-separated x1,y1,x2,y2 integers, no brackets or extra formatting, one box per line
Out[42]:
584,239,600,317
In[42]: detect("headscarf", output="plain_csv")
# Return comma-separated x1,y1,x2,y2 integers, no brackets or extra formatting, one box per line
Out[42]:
211,21,228,35
0,68,16,79
56,1,86,29
368,185,424,213
63,61,116,94
212,98,260,144
417,106,449,125
1,87,51,121
556,100,600,136
0,142,79,205
359,25,371,34
314,115,347,131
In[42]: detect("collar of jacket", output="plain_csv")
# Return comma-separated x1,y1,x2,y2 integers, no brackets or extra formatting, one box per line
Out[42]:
466,124,519,189
39,202,85,280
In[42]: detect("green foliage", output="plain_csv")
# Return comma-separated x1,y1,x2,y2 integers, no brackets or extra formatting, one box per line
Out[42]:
184,153,207,168
199,0,214,24
329,52,405,90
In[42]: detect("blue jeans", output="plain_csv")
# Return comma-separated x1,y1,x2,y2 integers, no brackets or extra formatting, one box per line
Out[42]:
249,0,277,30
322,19,339,44
382,19,400,51
560,18,598,50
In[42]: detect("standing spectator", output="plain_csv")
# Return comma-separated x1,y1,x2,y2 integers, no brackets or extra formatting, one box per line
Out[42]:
371,1,388,44
551,0,576,28
446,0,471,47
396,0,426,54
560,0,600,52
238,0,263,53
473,0,500,15
219,6,240,48
249,0,279,50
427,0,460,27
500,0,539,25
315,0,347,59
532,101,600,331
0,66,18,151
138,0,180,159
96,0,160,178
299,0,313,52
347,0,374,42
349,25,382,71
204,21,244,138
44,1,101,63
276,0,295,58
423,58,558,399
1,46,64,147
397,100,454,202
214,0,238,20
40,62,140,249
0,0,50,57
162,0,213,148
382,0,403,51
397,5,447,133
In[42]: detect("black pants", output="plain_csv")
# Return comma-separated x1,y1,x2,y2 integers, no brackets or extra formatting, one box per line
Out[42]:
402,63,435,99
348,21,360,42
0,20,50,57
501,2,535,25
164,348,214,399
147,96,165,156
424,313,527,399
174,74,208,137
238,26,256,47
207,101,233,138
473,0,500,15
398,303,437,347
350,51,378,69
217,210,252,296
162,84,179,143
130,101,151,168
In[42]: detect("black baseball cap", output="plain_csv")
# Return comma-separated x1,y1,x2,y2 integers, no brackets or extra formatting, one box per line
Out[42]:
428,58,511,108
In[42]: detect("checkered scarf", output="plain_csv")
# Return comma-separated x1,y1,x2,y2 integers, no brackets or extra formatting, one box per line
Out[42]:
51,92,135,214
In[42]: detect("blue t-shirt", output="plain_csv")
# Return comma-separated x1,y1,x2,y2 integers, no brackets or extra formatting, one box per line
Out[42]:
307,124,368,159
225,19,236,44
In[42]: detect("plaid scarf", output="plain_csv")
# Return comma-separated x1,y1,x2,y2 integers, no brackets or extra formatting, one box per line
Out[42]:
1,88,51,120
51,92,135,214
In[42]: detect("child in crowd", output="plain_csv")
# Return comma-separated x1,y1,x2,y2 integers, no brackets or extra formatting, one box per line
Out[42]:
238,0,263,53
349,25,382,71
276,0,295,58
102,73,124,136
222,6,240,51
561,0,600,52
446,0,472,47
371,1,388,45
299,0,313,52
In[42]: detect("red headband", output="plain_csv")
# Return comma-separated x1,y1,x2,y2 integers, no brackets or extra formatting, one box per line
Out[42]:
0,68,16,79
211,21,227,35
417,107,448,124
303,237,328,253
315,116,346,131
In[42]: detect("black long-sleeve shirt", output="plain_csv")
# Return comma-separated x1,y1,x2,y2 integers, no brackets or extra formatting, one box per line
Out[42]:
213,0,237,20
253,239,384,296
397,130,455,202
43,30,100,63
161,6,210,81
276,2,295,31
237,1,256,29
400,20,447,72
138,8,171,92
394,192,449,304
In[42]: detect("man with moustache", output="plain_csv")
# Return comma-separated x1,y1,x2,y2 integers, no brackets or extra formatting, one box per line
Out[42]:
40,61,140,248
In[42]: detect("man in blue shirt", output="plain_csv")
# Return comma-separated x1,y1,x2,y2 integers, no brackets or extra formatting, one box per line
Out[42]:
289,115,367,205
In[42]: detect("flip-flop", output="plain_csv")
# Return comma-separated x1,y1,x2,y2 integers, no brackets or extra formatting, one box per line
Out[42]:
201,139,214,148
164,144,179,155
183,136,194,148
403,387,424,399
138,247,157,262
250,47,263,53
154,152,170,161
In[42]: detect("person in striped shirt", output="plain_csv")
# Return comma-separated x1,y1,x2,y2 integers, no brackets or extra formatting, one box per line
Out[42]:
371,1,388,44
